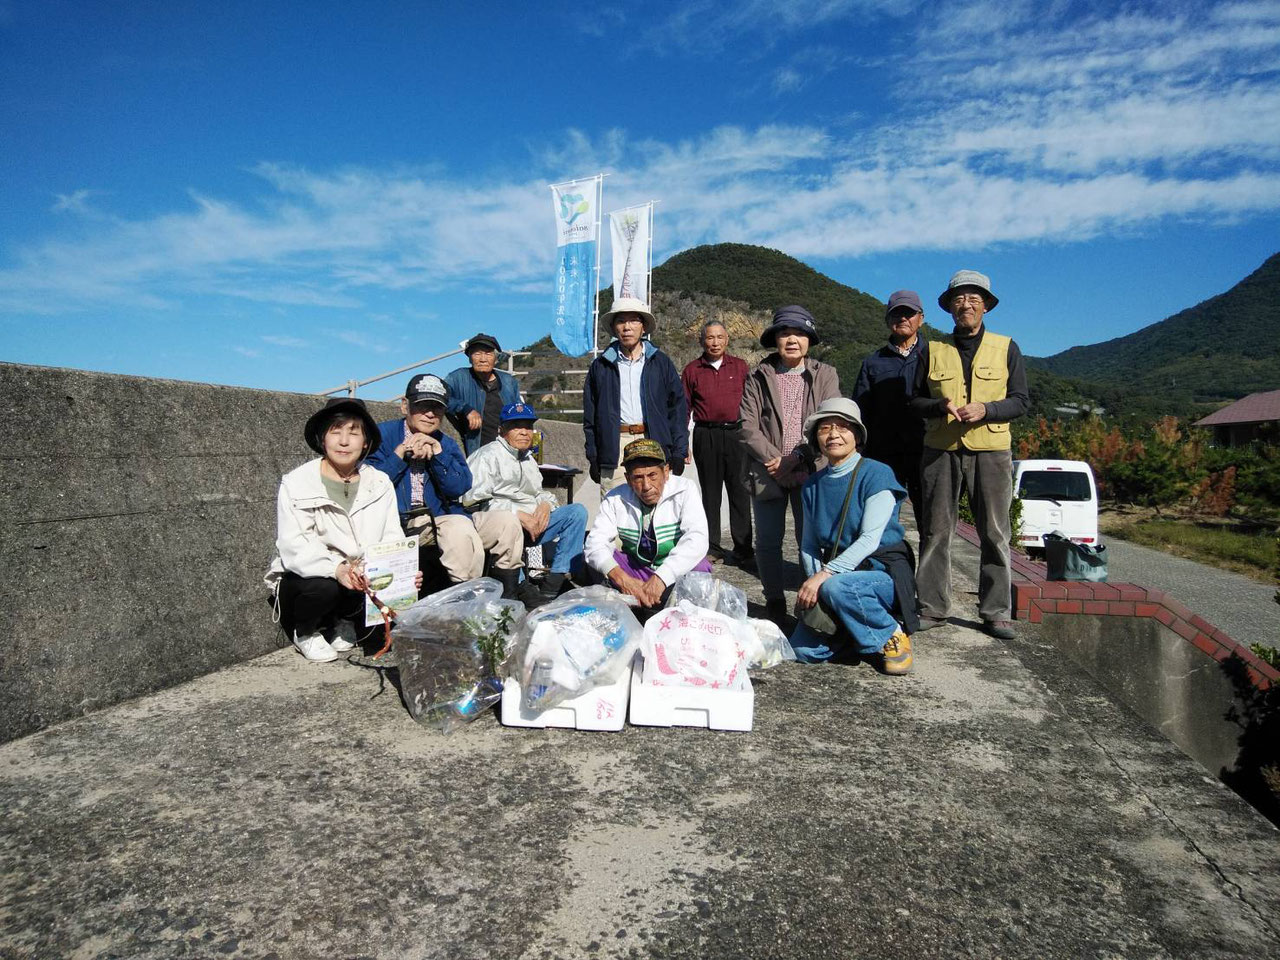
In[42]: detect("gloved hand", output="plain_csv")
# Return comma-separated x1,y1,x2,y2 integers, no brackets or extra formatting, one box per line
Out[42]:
670,459,685,476
589,464,601,484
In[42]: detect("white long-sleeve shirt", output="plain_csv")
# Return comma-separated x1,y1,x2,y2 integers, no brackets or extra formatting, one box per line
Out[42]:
462,437,559,513
585,473,709,587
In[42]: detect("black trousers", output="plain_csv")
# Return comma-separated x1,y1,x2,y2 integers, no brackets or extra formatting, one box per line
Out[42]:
277,571,365,637
691,424,753,553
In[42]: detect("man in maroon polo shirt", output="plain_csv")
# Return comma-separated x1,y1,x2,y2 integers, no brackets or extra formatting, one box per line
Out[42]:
681,320,754,566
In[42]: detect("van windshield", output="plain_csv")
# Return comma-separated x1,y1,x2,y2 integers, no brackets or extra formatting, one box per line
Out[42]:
1017,470,1092,502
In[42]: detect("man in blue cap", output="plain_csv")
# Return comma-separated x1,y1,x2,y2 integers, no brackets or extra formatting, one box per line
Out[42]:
852,290,928,508
464,402,588,605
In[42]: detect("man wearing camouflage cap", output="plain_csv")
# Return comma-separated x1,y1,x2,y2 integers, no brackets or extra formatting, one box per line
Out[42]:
584,438,711,610
909,270,1029,640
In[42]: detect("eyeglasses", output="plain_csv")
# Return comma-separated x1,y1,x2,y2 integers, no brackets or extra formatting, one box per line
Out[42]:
888,310,921,322
950,293,986,307
815,422,853,436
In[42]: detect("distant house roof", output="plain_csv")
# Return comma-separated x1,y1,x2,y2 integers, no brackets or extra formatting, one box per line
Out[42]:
1194,388,1280,427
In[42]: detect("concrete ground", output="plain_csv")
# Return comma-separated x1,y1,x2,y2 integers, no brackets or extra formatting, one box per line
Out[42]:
1102,535,1280,651
2,514,1278,959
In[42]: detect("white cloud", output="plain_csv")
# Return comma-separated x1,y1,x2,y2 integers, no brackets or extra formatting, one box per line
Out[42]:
51,189,97,214
261,334,310,348
1,1,1277,316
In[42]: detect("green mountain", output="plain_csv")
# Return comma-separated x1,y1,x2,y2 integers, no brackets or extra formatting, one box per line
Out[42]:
1030,252,1280,410
518,242,1116,421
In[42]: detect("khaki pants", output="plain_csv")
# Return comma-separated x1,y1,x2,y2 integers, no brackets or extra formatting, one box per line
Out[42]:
433,512,524,582
599,430,646,493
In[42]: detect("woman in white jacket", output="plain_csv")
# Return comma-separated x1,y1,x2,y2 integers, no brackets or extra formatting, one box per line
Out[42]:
265,398,420,662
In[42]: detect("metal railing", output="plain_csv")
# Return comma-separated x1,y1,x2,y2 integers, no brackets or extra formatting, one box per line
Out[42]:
319,348,531,398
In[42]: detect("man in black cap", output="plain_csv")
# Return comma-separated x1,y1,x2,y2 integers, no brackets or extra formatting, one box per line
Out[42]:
367,373,526,597
852,290,928,508
445,332,523,456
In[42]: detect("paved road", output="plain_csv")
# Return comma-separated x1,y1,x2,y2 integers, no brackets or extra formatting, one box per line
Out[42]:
1102,534,1280,651
3,542,1277,959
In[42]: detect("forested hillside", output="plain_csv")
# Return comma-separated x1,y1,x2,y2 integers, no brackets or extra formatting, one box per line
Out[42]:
1032,252,1280,405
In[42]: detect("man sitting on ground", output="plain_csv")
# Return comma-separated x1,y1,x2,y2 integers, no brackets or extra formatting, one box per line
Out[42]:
463,402,588,605
584,438,711,611
367,374,526,598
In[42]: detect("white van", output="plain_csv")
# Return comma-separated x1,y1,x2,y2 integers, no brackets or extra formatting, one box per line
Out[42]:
1013,459,1099,556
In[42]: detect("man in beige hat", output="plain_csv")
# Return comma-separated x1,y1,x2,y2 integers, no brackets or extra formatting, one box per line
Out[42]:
582,297,688,493
909,270,1029,640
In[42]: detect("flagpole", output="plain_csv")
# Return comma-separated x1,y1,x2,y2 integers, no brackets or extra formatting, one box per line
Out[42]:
591,173,604,359
646,201,656,305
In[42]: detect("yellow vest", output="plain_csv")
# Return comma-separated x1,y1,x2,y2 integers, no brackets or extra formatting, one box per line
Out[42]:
924,331,1012,451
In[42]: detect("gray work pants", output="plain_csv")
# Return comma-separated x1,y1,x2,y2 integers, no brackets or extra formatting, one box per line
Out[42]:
916,446,1013,622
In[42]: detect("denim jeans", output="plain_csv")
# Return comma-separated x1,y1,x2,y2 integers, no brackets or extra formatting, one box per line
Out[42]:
789,570,898,661
533,503,588,574
751,488,804,602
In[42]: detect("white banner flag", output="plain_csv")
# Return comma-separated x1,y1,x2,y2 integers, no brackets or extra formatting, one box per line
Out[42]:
609,203,652,303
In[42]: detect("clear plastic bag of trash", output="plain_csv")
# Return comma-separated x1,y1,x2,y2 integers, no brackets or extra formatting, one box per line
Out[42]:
665,571,748,621
509,585,643,715
393,577,525,732
741,617,796,669
642,600,747,688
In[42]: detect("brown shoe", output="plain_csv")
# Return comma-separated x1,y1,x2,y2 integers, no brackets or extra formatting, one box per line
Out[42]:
879,629,913,675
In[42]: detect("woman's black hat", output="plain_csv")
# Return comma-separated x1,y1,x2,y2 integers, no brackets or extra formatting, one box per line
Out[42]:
304,397,382,456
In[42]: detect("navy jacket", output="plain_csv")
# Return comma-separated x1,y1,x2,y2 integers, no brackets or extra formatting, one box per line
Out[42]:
366,418,473,519
583,339,688,471
852,340,927,459
444,367,522,456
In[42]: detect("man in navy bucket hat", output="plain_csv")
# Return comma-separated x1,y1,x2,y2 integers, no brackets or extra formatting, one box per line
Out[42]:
463,402,588,606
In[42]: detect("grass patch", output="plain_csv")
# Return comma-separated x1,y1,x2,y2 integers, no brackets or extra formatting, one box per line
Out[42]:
1109,520,1278,582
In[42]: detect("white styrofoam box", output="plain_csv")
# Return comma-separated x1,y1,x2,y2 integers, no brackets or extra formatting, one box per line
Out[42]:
500,654,639,731
628,654,754,731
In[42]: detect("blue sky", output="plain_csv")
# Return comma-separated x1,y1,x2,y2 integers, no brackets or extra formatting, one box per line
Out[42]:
2,0,1279,399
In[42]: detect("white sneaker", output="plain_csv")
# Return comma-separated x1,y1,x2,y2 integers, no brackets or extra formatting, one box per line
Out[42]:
293,631,338,662
329,620,357,653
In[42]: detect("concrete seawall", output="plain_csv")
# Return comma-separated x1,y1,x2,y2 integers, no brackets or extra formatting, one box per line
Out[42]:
0,361,591,743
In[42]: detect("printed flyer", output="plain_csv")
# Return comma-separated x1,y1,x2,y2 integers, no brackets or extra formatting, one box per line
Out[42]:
363,535,419,626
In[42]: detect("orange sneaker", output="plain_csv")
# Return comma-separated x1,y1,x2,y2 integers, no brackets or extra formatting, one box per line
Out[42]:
879,629,913,675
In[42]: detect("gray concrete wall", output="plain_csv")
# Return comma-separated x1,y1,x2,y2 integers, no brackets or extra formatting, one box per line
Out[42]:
1041,614,1251,779
0,362,595,743
0,363,404,742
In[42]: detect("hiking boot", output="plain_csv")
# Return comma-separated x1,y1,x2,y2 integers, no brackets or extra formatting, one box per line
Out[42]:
494,567,522,601
532,572,568,607
984,619,1016,640
293,631,337,663
329,620,357,653
914,616,946,632
879,629,913,675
